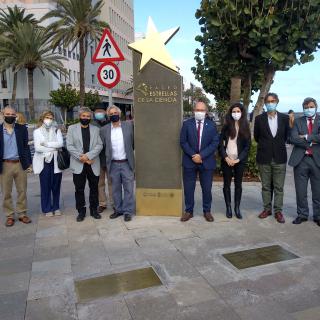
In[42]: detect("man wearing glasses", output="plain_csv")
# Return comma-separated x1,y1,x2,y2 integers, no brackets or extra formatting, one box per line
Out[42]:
254,93,290,223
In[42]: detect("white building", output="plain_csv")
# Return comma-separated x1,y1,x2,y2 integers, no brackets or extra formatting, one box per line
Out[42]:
0,0,134,119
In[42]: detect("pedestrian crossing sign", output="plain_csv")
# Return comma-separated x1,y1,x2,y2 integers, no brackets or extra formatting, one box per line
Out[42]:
92,28,125,63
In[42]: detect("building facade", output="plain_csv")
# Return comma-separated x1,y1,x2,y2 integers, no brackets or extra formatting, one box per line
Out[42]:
0,0,134,120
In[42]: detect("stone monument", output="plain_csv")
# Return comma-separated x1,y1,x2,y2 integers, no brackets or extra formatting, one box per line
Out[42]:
128,17,183,216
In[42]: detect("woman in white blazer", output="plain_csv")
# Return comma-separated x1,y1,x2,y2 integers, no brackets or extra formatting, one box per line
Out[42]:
33,111,63,217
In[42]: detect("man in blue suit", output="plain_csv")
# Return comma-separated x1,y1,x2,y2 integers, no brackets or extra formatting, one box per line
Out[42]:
180,101,220,222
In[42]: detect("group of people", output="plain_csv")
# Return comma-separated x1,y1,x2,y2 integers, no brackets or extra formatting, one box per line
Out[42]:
0,93,319,228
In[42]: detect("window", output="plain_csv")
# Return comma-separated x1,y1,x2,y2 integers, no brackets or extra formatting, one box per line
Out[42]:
91,74,95,84
63,48,67,56
76,54,80,60
69,70,72,81
90,45,94,61
58,47,62,54
68,51,71,58
73,52,76,60
74,71,76,82
1,72,7,89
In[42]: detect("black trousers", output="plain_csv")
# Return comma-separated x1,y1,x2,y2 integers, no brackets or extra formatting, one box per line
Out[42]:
73,164,99,211
221,160,245,189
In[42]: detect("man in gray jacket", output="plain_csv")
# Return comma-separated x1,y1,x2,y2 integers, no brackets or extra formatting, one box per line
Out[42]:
100,105,134,221
67,107,103,222
289,97,320,226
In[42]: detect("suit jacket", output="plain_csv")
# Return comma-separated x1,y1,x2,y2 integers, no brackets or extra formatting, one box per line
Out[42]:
254,112,290,164
91,119,110,167
218,125,251,162
180,118,219,170
0,123,31,174
288,115,320,167
66,123,103,176
100,121,134,174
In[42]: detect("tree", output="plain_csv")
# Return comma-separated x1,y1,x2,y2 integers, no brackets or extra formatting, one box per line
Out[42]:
0,5,37,105
183,86,211,114
49,83,79,123
0,22,66,119
194,0,320,126
84,90,101,110
42,0,109,107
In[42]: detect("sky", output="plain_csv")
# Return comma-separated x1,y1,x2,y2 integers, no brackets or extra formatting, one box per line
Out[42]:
133,0,320,113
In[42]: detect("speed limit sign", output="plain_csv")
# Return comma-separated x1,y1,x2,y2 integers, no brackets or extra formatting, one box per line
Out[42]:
97,62,121,89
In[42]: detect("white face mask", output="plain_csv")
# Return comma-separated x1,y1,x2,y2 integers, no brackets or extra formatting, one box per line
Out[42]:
194,112,206,121
231,112,242,121
43,119,53,128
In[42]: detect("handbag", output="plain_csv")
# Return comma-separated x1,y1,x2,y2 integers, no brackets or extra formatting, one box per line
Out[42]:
57,147,70,170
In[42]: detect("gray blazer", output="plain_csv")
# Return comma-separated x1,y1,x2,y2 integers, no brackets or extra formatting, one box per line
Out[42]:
100,121,134,174
66,123,103,176
288,115,320,168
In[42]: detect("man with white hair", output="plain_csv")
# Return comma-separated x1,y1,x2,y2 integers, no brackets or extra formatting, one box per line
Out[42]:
100,105,134,222
0,106,32,227
66,107,103,222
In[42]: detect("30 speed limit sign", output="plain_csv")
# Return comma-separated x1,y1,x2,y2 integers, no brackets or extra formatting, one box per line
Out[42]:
97,62,121,89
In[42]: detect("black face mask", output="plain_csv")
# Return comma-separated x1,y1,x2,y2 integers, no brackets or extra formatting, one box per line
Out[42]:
80,118,90,126
110,115,120,123
4,116,16,125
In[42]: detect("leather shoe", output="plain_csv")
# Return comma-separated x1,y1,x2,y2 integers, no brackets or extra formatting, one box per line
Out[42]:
76,214,85,222
275,211,285,223
292,217,308,224
5,217,15,227
90,211,102,219
124,214,132,222
110,212,123,219
258,210,272,219
97,206,106,214
18,215,32,224
204,212,214,222
314,220,320,226
180,212,193,222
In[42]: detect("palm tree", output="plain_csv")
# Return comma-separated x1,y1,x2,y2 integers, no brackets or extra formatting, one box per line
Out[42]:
42,0,109,107
0,22,66,119
0,5,37,105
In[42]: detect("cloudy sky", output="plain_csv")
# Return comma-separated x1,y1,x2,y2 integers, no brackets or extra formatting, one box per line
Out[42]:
134,0,320,113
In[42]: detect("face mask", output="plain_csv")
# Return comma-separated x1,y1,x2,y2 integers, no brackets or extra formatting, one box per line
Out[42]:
95,112,105,121
194,112,206,121
80,118,90,126
265,103,277,112
43,119,53,128
4,116,16,124
110,114,120,123
304,108,316,118
232,112,241,121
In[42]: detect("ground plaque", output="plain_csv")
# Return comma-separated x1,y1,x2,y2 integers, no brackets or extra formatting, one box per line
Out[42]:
128,18,183,216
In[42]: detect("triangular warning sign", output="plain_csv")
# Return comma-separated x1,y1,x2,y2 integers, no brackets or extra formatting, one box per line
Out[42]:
93,28,125,63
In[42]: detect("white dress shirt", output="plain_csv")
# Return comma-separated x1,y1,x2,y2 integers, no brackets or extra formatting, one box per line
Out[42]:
111,123,127,160
268,112,278,138
195,119,204,150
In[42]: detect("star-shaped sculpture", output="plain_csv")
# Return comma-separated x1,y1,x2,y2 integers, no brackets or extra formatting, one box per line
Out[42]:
128,17,179,72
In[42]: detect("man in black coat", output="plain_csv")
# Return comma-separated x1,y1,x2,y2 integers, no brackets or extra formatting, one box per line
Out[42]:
254,93,290,223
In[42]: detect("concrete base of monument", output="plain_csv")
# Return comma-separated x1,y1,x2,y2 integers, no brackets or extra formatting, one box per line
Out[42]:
136,188,183,216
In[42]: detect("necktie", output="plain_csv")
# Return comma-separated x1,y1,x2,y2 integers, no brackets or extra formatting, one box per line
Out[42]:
197,120,201,152
307,118,313,155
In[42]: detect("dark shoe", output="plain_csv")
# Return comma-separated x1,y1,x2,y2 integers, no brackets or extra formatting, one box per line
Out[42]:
110,212,123,219
5,217,15,227
292,217,308,224
234,187,243,219
124,214,132,222
181,212,193,222
204,212,214,222
97,206,107,214
76,208,86,222
314,220,320,227
90,211,102,219
275,211,285,223
258,210,272,219
18,215,32,224
234,205,243,219
223,187,232,218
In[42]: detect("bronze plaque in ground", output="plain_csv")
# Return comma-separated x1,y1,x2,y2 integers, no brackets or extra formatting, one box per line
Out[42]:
222,245,299,270
75,267,162,303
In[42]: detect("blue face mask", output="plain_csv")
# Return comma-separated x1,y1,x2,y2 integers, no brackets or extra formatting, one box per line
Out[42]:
265,103,277,112
95,112,105,121
303,107,316,118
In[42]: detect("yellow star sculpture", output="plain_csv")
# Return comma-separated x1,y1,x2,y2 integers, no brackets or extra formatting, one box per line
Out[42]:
128,17,179,72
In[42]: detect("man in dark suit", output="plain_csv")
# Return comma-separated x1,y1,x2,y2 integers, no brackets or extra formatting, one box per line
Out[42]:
0,106,32,227
254,93,290,223
289,97,320,226
180,101,219,222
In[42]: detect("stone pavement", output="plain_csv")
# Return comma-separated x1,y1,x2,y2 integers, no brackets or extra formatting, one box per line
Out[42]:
0,165,320,320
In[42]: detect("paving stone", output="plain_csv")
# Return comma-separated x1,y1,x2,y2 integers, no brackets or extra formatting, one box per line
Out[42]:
77,297,132,320
0,291,27,320
33,244,70,262
0,272,30,295
36,225,67,239
32,257,72,275
34,235,69,248
292,306,320,320
25,294,77,320
0,243,34,261
0,255,33,276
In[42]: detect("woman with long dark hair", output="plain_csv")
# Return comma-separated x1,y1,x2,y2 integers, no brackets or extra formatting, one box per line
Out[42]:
219,102,251,219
